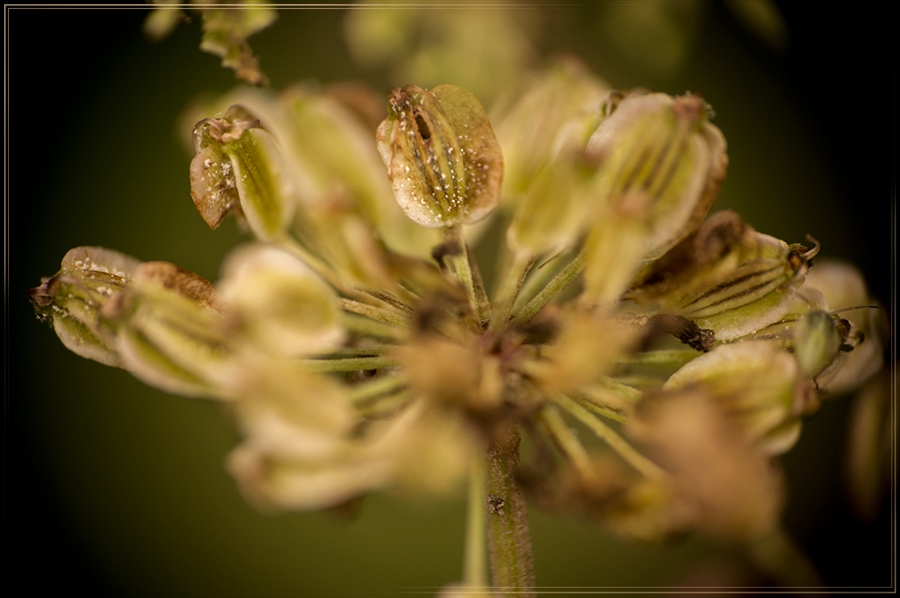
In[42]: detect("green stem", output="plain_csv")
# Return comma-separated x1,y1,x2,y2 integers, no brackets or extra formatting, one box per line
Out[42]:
511,251,569,313
346,374,407,403
339,298,411,328
298,355,398,373
566,393,627,423
490,252,536,332
554,394,664,480
463,451,489,589
538,405,595,477
362,289,416,314
509,253,583,329
485,426,535,597
342,314,405,341
445,225,491,327
275,234,346,294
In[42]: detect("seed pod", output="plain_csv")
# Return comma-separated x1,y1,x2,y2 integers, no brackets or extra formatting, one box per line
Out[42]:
29,246,140,367
793,310,843,379
629,211,820,341
663,341,803,454
628,387,785,540
507,153,596,255
585,91,728,259
190,104,294,240
671,235,817,340
493,57,609,202
103,262,232,398
218,243,344,357
803,260,885,393
627,210,760,302
376,84,503,228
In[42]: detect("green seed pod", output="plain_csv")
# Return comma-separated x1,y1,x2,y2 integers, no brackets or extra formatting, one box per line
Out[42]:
803,260,885,394
585,91,728,259
628,209,820,341
190,104,294,240
627,210,760,302
793,310,843,379
29,246,140,367
102,261,232,398
671,235,817,340
663,340,803,455
376,84,503,228
507,153,597,255
218,243,345,357
493,57,609,202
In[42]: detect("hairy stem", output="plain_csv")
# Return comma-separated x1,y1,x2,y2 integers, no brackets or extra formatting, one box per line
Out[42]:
509,253,583,328
485,426,535,597
490,252,536,332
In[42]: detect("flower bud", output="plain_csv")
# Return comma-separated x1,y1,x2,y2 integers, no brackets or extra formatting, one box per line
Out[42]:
190,104,294,240
29,246,140,367
376,84,503,228
585,91,727,259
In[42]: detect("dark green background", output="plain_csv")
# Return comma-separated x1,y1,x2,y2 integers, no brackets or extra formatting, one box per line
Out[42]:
8,3,894,596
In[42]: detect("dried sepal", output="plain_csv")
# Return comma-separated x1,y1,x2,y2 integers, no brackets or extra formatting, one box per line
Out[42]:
190,104,294,241
198,5,276,86
376,84,503,228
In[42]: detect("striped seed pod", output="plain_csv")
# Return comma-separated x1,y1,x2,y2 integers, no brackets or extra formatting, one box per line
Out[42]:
376,84,503,228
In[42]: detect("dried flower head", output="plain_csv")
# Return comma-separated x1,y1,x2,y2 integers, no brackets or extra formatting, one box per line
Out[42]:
29,7,886,597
